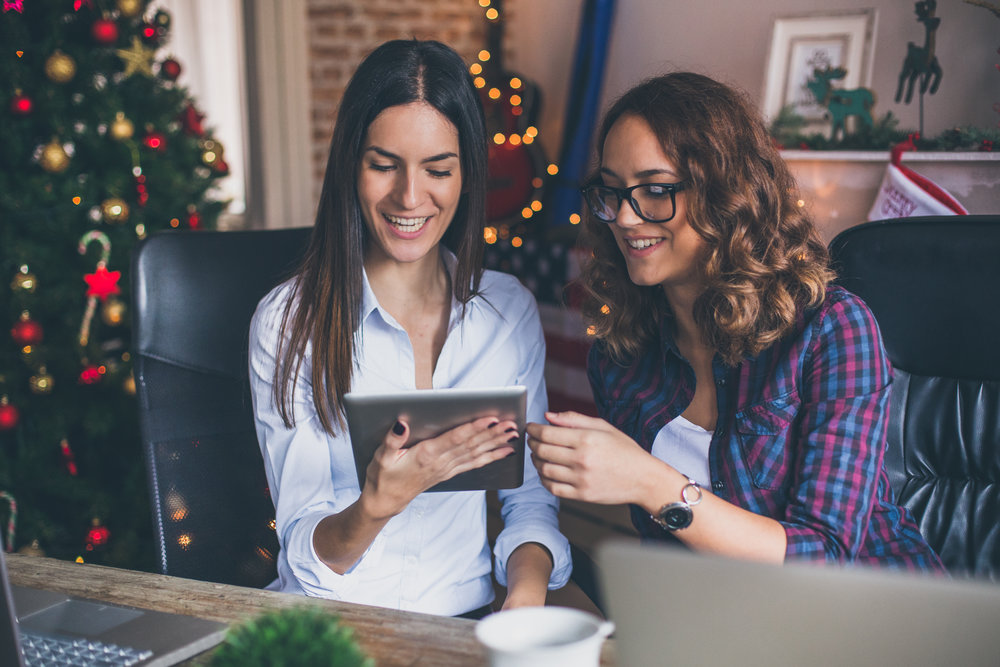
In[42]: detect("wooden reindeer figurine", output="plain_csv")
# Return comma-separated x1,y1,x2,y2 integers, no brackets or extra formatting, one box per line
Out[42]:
896,0,943,103
806,66,875,140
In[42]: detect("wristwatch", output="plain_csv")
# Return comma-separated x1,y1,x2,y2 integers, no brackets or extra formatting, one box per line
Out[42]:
652,477,703,531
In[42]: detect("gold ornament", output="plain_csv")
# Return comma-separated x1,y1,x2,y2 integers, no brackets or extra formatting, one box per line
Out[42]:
200,139,221,167
100,197,130,224
44,50,76,83
115,36,155,78
101,297,126,326
11,265,36,293
116,0,142,18
122,371,136,395
18,539,45,557
110,112,135,141
39,139,70,173
29,366,54,395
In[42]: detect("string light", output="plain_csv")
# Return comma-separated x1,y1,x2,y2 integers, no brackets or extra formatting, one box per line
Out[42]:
478,49,491,62
470,63,482,75
478,0,490,7
484,226,498,244
509,77,522,89
569,213,582,225
511,237,523,248
488,87,501,100
485,7,498,20
510,94,522,106
509,134,521,146
530,200,542,212
473,76,486,88
492,132,505,145
522,207,533,219
547,164,559,175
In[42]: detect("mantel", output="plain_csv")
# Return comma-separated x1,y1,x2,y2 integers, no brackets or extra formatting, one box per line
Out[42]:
781,150,1000,163
779,151,1000,241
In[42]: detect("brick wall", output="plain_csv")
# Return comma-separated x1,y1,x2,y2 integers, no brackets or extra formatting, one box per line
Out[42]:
305,0,499,202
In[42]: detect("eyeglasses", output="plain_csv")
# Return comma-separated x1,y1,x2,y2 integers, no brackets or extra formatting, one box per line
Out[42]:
580,181,689,224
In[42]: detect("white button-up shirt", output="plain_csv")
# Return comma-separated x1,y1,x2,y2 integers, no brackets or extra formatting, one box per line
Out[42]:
249,253,572,616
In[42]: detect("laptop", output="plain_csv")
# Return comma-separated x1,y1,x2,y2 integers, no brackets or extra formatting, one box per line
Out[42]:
343,386,527,492
597,540,1000,667
1,548,228,666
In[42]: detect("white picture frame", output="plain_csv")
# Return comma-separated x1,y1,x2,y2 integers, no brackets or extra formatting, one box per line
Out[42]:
762,10,877,126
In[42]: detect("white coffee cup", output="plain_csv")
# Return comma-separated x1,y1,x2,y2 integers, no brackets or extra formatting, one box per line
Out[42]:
475,606,614,667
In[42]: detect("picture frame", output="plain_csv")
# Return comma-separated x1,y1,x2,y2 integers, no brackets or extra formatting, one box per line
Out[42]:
762,10,877,125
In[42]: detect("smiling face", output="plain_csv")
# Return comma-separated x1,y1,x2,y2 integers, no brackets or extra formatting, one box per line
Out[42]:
600,113,706,294
358,101,463,267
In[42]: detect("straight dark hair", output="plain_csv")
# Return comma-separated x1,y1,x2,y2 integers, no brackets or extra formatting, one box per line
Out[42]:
274,39,488,434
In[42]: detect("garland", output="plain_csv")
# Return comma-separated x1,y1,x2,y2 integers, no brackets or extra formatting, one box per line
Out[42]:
769,107,999,152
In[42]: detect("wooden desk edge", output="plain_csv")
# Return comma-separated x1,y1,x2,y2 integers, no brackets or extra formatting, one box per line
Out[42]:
7,554,616,666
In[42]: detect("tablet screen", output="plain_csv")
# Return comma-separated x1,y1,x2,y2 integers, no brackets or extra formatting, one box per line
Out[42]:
343,386,527,492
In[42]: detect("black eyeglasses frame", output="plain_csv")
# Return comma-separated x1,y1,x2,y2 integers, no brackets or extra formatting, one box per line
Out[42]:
580,181,690,224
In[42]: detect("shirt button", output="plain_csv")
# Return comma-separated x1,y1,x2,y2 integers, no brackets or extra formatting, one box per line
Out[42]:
716,377,727,386
713,481,725,491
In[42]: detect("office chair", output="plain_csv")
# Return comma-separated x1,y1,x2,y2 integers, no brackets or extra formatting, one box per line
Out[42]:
829,215,1000,581
131,227,311,587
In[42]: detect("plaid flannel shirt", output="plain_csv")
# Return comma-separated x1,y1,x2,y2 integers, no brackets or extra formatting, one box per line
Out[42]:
589,286,943,571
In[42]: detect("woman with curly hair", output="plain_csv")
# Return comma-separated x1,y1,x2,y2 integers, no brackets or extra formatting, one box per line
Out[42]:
526,72,942,569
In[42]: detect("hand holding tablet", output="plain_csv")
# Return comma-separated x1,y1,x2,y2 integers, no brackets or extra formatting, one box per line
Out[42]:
343,386,528,493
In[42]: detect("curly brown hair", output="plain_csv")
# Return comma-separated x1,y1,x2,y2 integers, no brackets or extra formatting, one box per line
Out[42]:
579,72,833,366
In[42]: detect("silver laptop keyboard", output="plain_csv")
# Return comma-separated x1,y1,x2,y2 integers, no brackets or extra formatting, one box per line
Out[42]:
21,630,153,666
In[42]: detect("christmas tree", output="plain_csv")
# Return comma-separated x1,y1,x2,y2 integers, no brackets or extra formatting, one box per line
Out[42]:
1,0,228,569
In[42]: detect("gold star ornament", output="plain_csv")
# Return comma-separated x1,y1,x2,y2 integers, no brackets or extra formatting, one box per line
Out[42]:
115,36,155,78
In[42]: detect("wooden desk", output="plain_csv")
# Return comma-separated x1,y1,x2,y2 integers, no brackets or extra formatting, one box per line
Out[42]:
7,553,617,666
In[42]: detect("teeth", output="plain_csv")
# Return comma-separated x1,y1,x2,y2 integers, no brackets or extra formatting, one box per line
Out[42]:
386,214,429,231
626,238,662,249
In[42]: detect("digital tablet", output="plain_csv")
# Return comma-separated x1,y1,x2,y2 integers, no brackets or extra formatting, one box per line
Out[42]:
343,386,527,492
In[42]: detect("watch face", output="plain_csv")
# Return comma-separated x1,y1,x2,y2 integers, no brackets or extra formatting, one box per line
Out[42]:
660,503,693,531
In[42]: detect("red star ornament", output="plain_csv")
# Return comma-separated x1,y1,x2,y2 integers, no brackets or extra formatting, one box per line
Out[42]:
84,265,121,301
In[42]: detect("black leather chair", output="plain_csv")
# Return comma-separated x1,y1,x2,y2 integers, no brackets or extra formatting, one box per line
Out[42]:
131,227,311,587
829,215,1000,581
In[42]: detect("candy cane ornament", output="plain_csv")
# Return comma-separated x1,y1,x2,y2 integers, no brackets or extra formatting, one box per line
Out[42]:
78,231,121,347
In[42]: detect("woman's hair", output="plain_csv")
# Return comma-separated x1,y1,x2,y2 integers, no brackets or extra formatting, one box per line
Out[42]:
274,39,488,433
579,71,834,365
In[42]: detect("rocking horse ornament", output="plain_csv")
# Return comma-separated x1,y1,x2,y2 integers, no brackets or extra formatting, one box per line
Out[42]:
896,0,943,133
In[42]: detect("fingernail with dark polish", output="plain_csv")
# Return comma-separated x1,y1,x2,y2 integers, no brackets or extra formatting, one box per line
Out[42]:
392,421,405,436
507,435,519,443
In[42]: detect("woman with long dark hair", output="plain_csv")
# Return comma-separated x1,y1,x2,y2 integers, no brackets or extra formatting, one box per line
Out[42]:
527,72,942,570
250,40,571,617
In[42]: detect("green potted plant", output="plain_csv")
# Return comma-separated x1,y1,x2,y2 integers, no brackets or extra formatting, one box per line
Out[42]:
210,606,373,667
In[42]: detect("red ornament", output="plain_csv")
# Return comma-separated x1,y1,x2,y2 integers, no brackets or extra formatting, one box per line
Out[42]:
60,438,78,476
85,519,110,551
74,0,93,10
10,91,32,115
140,22,159,45
78,364,103,385
179,103,205,136
142,130,166,152
2,1,24,13
83,265,122,301
160,57,181,81
186,209,202,230
91,18,119,45
11,313,43,346
212,158,230,175
0,401,19,431
135,173,148,207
